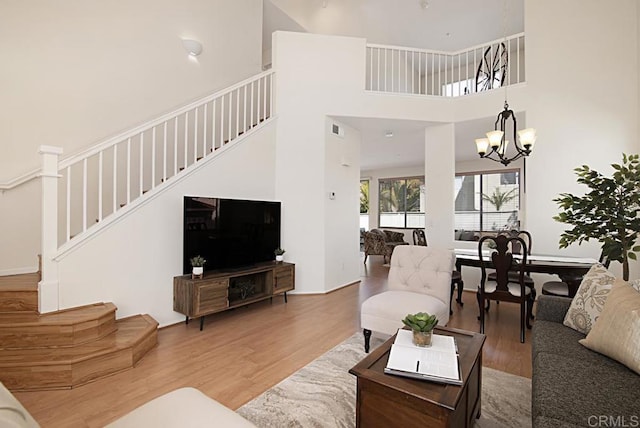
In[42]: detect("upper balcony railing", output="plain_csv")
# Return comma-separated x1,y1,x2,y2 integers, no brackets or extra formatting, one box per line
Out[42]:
366,33,525,97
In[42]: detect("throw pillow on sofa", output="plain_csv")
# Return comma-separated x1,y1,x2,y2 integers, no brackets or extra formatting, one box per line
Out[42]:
563,263,616,335
579,279,640,375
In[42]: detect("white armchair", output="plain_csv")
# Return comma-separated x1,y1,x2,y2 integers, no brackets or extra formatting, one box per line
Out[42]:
361,245,455,352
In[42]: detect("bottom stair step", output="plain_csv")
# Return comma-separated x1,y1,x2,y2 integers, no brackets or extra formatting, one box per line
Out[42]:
0,273,40,313
0,314,158,391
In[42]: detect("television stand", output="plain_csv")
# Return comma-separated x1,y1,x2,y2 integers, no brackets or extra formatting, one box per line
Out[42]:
173,261,295,330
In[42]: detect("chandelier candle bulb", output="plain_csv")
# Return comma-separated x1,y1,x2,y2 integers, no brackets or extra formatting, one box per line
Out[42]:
518,128,537,150
486,130,504,148
475,138,489,156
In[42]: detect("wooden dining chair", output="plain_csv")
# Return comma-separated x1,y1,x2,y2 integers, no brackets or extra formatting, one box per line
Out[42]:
485,229,536,319
413,229,464,315
477,234,534,343
412,229,427,246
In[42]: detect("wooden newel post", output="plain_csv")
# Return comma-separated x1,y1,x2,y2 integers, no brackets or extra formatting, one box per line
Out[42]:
38,145,63,314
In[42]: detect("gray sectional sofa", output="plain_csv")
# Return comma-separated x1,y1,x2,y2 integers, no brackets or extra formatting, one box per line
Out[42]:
532,295,640,427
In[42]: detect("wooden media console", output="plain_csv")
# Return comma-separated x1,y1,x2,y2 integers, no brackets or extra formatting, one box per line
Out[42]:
173,261,295,330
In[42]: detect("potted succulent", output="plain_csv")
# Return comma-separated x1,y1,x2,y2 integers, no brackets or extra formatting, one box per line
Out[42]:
402,312,438,347
274,248,285,263
190,255,206,278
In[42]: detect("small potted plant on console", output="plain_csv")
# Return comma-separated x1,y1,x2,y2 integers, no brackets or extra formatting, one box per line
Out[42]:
190,255,206,279
274,248,285,263
402,312,438,347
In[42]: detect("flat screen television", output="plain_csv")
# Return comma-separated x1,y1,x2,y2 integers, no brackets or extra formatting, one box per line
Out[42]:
183,196,281,273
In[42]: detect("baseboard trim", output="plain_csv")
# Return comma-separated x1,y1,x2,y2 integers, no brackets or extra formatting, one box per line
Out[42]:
288,280,360,296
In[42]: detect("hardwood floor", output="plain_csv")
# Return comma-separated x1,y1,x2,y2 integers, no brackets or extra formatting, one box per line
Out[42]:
13,256,531,427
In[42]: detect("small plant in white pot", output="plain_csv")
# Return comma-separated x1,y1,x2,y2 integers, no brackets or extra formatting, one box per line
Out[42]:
274,248,285,263
190,255,206,279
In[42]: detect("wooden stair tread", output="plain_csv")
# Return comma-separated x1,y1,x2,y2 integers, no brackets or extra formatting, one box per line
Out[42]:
0,274,40,313
0,302,116,326
0,273,40,289
0,314,158,366
0,313,158,391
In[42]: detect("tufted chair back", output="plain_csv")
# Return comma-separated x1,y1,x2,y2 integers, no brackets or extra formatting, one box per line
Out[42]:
387,245,455,306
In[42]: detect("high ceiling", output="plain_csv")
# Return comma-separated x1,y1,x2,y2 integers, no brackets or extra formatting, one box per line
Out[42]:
263,0,525,169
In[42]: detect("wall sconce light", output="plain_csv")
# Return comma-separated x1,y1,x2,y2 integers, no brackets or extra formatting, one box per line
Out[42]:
182,39,203,57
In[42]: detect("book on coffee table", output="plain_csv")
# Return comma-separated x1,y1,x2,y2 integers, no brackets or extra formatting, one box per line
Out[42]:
384,329,462,386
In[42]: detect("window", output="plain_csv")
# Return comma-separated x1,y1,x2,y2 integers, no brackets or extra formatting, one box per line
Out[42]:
442,77,474,97
378,177,425,228
360,180,370,231
454,170,520,239
360,180,369,214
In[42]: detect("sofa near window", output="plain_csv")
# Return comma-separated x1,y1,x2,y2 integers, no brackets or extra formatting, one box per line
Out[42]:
363,229,408,263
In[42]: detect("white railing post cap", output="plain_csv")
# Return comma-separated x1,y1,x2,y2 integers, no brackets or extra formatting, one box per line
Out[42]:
38,145,63,155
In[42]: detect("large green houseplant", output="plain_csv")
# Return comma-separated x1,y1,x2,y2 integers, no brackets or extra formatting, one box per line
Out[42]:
553,154,640,280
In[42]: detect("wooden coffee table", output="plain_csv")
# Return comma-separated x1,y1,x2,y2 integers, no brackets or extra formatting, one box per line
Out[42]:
349,326,486,428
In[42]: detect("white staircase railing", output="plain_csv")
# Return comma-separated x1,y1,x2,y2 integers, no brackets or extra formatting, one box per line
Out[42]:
57,70,274,247
30,70,275,313
366,33,525,97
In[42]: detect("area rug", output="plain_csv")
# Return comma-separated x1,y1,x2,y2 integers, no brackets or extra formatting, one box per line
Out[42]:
237,332,531,428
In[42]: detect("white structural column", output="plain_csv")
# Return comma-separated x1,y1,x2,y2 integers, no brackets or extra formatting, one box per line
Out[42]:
424,124,455,249
38,145,63,313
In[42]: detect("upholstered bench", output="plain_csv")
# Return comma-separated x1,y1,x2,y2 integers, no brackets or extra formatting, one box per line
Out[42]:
0,382,255,428
106,387,256,427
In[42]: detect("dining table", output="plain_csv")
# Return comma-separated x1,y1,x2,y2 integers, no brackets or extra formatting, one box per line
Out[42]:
454,248,598,298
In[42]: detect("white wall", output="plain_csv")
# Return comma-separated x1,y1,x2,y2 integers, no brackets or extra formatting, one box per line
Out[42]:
273,32,367,294
56,124,276,327
324,119,361,291
525,0,639,280
0,0,263,181
425,124,455,249
0,180,41,275
0,0,264,273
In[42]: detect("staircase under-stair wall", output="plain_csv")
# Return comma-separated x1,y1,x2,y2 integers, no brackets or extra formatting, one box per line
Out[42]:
0,272,158,391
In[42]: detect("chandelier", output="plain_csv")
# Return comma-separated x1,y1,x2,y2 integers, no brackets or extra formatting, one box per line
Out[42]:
473,0,536,167
474,102,536,166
